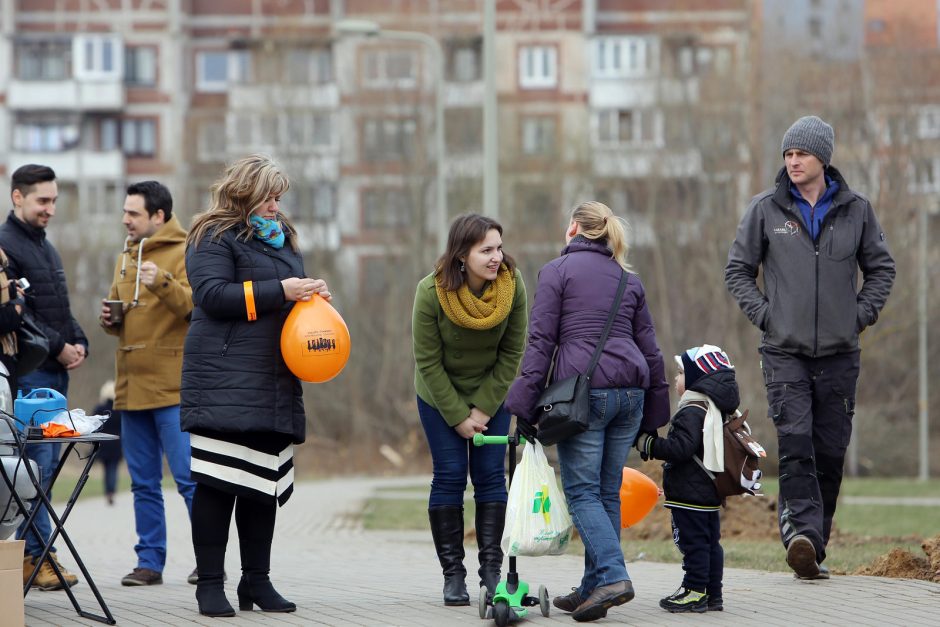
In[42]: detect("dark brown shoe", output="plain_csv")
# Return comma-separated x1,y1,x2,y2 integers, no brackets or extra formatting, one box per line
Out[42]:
786,535,820,579
572,580,634,622
553,588,583,613
121,568,163,586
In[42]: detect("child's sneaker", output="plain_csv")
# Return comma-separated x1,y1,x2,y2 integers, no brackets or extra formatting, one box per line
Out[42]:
659,587,708,613
707,595,723,611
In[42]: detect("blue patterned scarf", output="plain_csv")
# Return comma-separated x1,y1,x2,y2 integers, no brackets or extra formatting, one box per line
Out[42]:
249,215,285,249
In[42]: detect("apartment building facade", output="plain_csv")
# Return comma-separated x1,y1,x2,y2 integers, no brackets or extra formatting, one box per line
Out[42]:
0,0,757,302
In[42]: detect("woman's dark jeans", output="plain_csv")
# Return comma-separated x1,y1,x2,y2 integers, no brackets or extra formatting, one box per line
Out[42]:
417,396,509,508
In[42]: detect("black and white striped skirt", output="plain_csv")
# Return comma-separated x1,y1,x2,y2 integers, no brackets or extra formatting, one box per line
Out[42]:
190,430,295,506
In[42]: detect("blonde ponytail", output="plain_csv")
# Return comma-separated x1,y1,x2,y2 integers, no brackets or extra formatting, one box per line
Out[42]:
570,201,631,271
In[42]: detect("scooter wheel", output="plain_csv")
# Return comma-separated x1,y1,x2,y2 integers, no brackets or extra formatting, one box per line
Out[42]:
479,586,489,619
539,584,550,617
494,600,510,627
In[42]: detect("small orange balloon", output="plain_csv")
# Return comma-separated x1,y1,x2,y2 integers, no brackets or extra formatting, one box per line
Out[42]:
280,295,351,383
620,467,659,528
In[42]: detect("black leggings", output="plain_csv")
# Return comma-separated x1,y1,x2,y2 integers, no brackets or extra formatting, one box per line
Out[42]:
191,482,277,560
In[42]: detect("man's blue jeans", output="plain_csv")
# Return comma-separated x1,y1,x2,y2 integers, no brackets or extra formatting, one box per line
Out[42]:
556,387,644,598
122,405,196,572
417,396,510,508
15,368,69,559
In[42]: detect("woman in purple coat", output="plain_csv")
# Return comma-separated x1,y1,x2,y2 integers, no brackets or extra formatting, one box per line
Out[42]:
505,201,670,623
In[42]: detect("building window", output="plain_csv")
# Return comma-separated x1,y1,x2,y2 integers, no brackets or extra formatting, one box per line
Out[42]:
196,50,250,92
917,107,940,139
15,40,71,80
125,46,157,86
286,47,333,84
198,119,227,162
285,112,333,151
98,118,119,151
73,35,122,80
122,119,157,157
518,45,557,89
12,119,80,152
596,109,661,147
445,108,482,154
283,183,336,221
361,49,417,89
362,188,412,228
362,118,417,162
521,116,556,155
447,39,481,82
594,37,655,78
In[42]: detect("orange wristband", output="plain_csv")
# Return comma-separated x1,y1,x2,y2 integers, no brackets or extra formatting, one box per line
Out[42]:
243,281,257,321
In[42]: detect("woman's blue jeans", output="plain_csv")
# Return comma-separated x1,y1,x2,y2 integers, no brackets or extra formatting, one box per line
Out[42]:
556,387,644,597
417,396,510,508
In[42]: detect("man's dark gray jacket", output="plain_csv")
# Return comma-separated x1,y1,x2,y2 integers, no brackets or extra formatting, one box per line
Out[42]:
725,166,895,357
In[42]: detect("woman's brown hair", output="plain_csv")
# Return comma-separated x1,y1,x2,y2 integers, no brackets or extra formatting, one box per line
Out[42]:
186,154,299,251
435,213,515,291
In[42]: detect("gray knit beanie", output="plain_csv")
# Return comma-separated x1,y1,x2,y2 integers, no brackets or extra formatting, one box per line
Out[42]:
781,116,834,165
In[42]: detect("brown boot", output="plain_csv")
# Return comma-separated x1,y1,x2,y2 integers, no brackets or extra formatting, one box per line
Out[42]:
48,552,79,587
22,556,36,586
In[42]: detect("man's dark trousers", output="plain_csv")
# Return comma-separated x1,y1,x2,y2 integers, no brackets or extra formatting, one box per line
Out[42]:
760,346,860,563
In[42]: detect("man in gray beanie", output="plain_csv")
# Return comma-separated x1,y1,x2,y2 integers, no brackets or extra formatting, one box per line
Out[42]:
724,116,895,580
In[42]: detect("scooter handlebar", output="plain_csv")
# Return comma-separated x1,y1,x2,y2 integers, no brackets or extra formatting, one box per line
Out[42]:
473,433,510,446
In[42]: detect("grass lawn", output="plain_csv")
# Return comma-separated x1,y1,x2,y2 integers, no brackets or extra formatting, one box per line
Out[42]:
360,478,940,575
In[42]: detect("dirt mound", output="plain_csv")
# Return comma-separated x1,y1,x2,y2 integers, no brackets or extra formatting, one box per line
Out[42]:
621,461,780,542
853,536,940,582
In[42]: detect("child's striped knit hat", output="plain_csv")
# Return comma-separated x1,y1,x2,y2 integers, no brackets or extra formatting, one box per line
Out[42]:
674,344,734,390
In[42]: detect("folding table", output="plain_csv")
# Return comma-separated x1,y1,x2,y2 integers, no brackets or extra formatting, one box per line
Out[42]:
0,415,118,625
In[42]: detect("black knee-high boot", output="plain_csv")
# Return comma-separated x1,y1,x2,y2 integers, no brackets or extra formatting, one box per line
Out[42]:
429,506,470,606
192,484,236,617
475,501,506,592
235,498,296,613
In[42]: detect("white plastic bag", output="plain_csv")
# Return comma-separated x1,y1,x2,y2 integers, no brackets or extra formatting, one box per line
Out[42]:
501,439,573,557
41,408,109,435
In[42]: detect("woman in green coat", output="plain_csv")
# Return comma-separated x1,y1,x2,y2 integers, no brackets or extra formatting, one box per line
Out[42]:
412,213,527,606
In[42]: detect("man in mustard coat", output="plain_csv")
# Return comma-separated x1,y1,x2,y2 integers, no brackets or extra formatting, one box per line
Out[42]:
99,181,196,587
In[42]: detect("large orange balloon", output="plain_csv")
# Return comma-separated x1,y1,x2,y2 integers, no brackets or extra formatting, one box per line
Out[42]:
620,467,659,528
280,295,351,383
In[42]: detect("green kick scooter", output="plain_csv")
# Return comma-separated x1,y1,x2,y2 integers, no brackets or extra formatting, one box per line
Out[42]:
473,431,550,626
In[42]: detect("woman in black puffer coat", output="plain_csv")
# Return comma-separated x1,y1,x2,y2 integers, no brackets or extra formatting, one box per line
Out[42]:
181,155,331,618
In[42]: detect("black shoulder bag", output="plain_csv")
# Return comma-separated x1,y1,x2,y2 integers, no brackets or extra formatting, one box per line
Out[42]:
535,270,628,446
15,310,50,377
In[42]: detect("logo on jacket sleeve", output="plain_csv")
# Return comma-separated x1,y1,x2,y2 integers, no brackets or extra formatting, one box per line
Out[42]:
773,221,801,236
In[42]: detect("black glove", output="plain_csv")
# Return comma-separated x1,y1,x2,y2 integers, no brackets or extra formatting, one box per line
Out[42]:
515,418,539,444
635,431,656,461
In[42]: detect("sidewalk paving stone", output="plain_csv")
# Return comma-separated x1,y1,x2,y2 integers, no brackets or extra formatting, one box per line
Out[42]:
23,476,940,626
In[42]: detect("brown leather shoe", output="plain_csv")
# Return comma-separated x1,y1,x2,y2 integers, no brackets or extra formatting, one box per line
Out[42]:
786,535,820,579
553,588,583,613
572,580,635,622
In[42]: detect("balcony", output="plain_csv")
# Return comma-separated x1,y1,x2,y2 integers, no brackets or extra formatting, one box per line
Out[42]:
228,84,339,110
444,82,483,108
7,79,125,110
592,147,701,179
7,150,124,181
293,221,340,252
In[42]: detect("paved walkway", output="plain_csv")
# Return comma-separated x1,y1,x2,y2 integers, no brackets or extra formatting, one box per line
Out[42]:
23,476,940,626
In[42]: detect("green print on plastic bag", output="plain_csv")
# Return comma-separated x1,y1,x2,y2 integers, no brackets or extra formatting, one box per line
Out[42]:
532,484,551,524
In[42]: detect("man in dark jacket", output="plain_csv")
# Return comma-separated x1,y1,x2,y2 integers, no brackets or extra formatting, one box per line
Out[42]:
637,344,739,613
725,116,895,580
0,164,87,590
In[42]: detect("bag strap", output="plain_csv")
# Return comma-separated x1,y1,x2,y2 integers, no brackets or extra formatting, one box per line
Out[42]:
585,270,628,380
